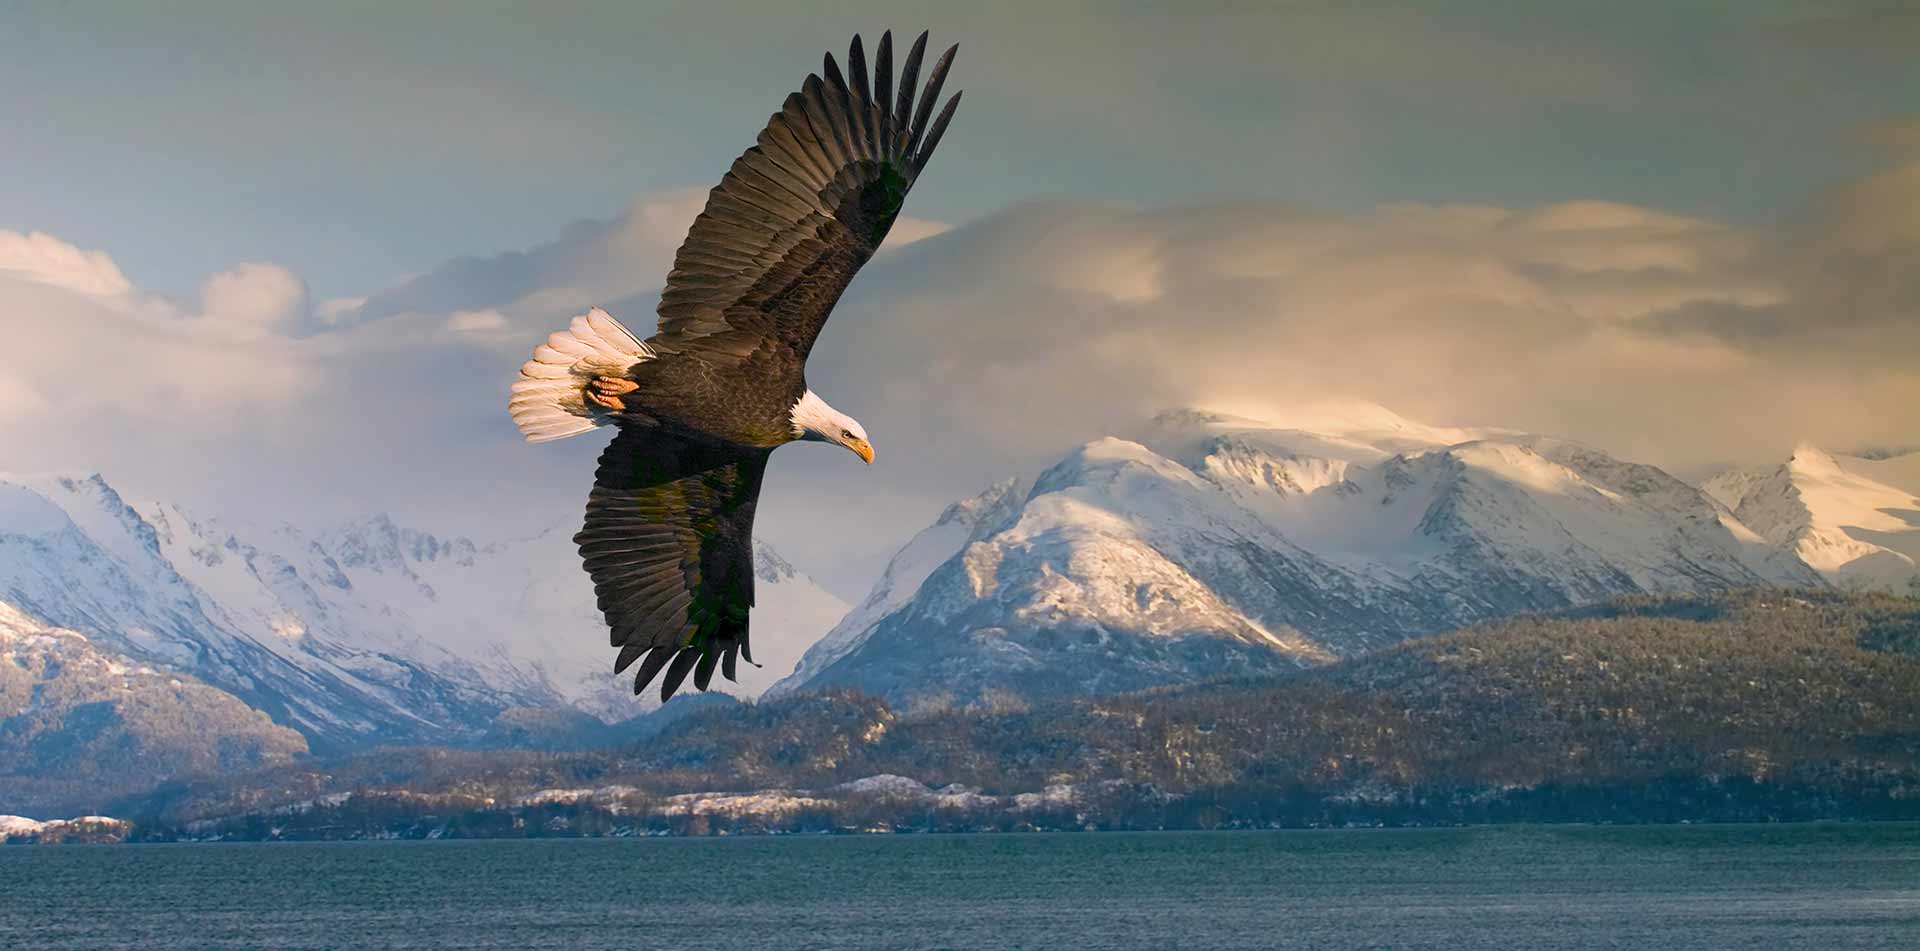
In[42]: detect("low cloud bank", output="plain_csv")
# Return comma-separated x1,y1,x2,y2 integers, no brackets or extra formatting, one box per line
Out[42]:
3,154,1913,592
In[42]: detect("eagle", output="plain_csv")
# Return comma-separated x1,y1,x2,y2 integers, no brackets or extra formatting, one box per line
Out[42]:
507,32,962,702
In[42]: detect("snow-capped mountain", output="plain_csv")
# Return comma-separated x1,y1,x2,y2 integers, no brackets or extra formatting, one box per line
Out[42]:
9,407,1905,757
733,545,863,698
766,478,1027,699
1704,446,1920,594
0,472,847,749
783,404,1828,705
0,601,308,814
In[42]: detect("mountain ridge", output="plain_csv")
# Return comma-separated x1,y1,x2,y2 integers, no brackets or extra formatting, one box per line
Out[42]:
782,405,1836,705
8,404,1917,810
0,601,309,815
1704,445,1920,595
0,471,847,753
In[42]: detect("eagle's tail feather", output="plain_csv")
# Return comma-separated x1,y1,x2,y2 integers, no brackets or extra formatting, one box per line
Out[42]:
508,308,652,443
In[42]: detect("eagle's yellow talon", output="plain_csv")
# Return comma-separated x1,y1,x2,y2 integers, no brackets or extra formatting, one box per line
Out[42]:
587,376,638,410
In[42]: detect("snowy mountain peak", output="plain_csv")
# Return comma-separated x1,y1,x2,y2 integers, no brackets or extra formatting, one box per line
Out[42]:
0,479,73,537
780,405,1832,705
1190,436,1358,500
3,472,168,564
1032,437,1211,499
1706,445,1920,593
767,478,1027,700
754,542,797,582
933,477,1027,531
1788,443,1844,473
328,513,479,573
0,472,850,746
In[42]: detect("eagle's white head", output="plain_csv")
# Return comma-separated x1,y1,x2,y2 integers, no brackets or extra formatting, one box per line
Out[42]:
789,390,873,464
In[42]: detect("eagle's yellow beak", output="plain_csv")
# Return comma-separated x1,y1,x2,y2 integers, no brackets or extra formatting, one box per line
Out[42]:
850,437,874,465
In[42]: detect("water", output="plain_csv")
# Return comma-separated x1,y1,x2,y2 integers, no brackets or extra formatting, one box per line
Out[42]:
2,825,1916,950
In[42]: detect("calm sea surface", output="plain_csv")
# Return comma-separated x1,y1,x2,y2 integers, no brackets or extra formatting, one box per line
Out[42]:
2,825,1916,950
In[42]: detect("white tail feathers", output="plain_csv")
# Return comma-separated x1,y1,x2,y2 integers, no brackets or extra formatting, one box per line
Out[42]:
509,308,653,443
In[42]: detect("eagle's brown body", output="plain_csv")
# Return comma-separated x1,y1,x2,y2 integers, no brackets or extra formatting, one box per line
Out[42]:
615,342,809,448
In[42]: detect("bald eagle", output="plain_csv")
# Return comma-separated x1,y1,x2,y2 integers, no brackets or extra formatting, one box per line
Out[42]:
508,32,962,701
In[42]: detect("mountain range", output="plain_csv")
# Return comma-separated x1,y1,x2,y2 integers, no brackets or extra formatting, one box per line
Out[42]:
5,402,1918,815
0,472,845,756
774,405,1914,705
1704,445,1920,594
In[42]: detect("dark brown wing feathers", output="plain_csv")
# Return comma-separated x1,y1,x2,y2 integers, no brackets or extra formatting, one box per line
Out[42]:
907,42,956,161
654,31,961,360
577,426,770,700
569,33,960,703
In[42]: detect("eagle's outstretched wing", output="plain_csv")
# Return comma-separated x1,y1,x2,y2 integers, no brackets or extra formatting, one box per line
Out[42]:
576,426,771,700
653,31,961,362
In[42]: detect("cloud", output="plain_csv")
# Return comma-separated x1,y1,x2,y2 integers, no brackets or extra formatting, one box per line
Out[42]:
1761,4,1920,64
343,189,954,332
0,234,321,493
1667,157,1920,370
0,230,134,298
8,151,1917,595
1799,159,1920,255
445,308,510,334
0,375,50,418
199,262,311,334
312,296,367,328
311,160,1912,590
880,188,1908,468
1855,117,1920,157
344,189,706,330
881,217,951,249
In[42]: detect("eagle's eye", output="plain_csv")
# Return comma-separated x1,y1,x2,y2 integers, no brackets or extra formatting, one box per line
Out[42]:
840,429,854,440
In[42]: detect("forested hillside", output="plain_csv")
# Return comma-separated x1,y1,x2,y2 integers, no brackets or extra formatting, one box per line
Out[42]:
118,591,1920,836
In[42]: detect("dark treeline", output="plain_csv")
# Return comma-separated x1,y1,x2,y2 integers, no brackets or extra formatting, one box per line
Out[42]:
107,589,1920,839
140,773,1919,842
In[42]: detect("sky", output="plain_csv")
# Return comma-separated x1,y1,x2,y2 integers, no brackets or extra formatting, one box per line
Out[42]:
2,1,1917,597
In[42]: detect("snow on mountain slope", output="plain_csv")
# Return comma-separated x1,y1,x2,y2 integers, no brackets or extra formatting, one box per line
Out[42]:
963,439,1341,655
732,545,857,699
0,473,516,746
0,472,847,746
789,404,1827,705
0,601,308,815
1845,450,1920,497
1704,446,1920,594
295,515,845,710
795,439,1351,706
767,478,1027,699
